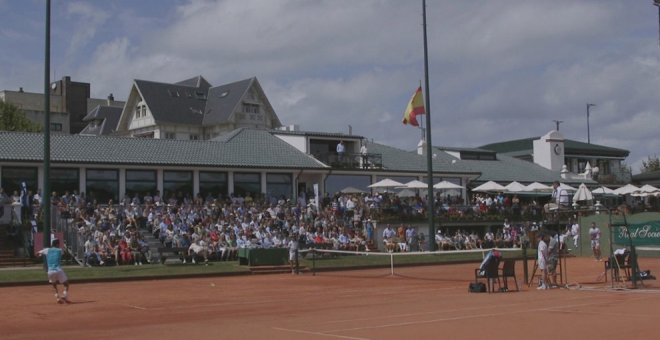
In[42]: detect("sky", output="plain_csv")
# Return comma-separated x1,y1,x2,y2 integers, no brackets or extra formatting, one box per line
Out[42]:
1,0,659,174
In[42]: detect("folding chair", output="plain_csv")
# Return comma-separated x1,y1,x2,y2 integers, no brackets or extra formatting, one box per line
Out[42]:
499,259,519,292
474,256,501,293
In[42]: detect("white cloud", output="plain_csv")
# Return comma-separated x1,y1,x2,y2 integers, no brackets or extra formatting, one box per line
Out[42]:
61,1,110,64
2,0,659,175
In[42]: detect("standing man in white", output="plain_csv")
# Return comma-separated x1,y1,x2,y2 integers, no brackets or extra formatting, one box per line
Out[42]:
336,140,345,162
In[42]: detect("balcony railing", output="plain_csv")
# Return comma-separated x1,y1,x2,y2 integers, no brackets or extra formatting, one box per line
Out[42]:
313,152,383,170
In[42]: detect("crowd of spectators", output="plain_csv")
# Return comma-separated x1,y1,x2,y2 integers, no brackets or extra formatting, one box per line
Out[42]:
26,190,393,265
8,186,592,266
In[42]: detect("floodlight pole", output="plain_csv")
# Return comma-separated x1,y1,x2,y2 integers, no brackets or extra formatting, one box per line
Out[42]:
43,0,52,250
422,0,435,250
655,0,660,46
586,103,596,144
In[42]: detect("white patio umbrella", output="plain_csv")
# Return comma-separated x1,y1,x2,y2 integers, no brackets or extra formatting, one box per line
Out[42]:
339,186,367,194
592,186,616,195
433,180,464,190
504,181,527,192
472,181,506,192
401,180,430,189
396,188,417,197
631,185,660,197
638,184,660,193
368,178,404,189
524,182,552,192
572,183,594,202
558,183,577,192
613,184,639,195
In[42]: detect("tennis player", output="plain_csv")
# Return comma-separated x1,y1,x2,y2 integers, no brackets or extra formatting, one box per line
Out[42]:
37,239,70,304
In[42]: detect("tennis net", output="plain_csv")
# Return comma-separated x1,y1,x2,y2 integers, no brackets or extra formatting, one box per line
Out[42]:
298,247,523,280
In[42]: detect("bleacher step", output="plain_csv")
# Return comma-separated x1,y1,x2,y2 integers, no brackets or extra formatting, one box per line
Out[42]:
248,265,309,274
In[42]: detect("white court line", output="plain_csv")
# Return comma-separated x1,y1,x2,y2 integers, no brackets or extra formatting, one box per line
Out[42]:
575,286,660,294
319,292,605,326
111,303,148,310
323,298,644,334
272,327,370,340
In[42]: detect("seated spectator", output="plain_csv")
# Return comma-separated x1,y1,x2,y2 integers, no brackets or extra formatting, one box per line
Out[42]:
118,237,132,265
188,238,209,265
128,232,143,265
83,235,104,266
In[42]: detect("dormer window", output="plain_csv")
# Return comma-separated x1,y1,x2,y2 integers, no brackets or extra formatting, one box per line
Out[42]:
135,101,147,118
242,103,259,114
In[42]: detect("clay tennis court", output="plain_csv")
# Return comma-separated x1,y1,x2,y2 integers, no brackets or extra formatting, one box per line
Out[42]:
3,257,660,339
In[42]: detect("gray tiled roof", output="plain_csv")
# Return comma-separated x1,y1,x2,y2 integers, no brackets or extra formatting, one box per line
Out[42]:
431,146,594,186
480,137,629,158
0,129,327,169
175,75,211,90
80,105,123,136
459,154,563,184
367,142,479,174
134,77,277,128
134,79,208,125
203,78,253,126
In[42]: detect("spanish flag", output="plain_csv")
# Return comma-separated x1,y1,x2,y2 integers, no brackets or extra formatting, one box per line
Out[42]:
402,86,425,127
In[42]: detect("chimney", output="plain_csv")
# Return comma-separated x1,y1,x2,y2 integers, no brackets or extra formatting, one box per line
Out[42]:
107,93,114,105
417,139,426,155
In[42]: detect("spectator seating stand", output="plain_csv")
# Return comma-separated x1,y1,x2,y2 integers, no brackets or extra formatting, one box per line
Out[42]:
158,247,189,264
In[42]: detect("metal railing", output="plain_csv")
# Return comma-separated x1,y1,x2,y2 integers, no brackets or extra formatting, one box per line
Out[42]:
313,152,383,169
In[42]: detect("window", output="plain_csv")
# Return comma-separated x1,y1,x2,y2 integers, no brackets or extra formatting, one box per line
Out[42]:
266,173,292,202
163,170,192,202
50,123,63,132
233,172,260,197
50,168,79,198
597,160,611,176
164,132,176,139
199,171,228,200
578,159,588,173
189,134,200,140
1,166,38,197
126,170,157,199
242,103,259,114
86,169,118,203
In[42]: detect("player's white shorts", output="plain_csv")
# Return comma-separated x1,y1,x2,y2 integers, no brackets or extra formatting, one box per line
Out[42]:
47,269,68,284
289,251,297,261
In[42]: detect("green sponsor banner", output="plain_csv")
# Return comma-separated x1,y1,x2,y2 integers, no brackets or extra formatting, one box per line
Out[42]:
613,221,660,245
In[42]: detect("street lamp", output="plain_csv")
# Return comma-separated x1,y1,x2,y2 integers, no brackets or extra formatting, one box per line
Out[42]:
654,1,660,46
553,120,563,131
586,103,596,144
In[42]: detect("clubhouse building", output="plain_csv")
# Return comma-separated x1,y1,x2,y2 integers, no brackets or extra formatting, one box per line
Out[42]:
0,75,630,204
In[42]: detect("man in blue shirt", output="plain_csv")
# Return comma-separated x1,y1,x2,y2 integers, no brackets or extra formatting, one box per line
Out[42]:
37,239,70,304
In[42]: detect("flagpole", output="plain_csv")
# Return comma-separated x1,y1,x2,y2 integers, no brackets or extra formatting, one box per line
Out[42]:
422,0,435,250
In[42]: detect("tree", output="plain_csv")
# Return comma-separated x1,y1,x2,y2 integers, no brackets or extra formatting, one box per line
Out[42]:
640,155,660,173
0,101,42,132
